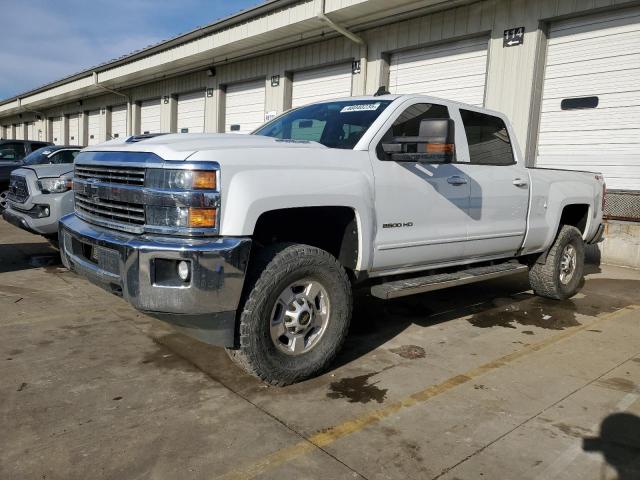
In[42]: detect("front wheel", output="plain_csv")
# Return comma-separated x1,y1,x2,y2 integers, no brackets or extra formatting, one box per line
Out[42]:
529,225,585,300
227,243,352,386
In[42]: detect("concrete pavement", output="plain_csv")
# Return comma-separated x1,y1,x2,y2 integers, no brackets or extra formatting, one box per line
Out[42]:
1,219,638,480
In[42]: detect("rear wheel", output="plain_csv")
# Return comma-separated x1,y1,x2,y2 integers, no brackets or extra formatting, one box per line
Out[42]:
529,225,585,300
228,243,352,386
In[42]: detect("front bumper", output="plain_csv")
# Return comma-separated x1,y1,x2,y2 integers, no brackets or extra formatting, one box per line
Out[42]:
4,190,73,235
3,207,41,235
59,214,251,347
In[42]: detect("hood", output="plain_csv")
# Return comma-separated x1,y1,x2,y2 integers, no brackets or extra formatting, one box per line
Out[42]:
81,133,327,161
22,163,73,179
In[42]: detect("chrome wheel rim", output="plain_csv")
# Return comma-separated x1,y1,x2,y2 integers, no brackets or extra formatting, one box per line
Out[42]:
270,278,330,356
559,244,577,285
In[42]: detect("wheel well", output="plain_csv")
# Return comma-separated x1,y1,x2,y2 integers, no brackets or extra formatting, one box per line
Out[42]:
559,204,590,235
252,207,359,271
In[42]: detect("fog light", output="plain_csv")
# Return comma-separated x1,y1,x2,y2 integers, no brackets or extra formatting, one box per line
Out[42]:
177,260,191,282
44,207,50,217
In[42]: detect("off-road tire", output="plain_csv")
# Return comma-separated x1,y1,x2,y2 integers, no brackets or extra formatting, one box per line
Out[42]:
227,243,352,386
529,225,585,300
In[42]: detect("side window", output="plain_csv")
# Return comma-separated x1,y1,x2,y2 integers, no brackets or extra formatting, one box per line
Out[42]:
459,109,515,166
50,150,77,164
0,142,26,161
377,103,451,160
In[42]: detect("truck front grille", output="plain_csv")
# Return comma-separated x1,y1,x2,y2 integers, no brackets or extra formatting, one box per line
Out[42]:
74,163,146,233
8,174,29,203
75,193,145,226
75,165,145,186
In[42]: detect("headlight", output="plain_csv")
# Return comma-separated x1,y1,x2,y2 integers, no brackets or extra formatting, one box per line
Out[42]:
37,176,73,194
146,206,217,229
145,169,216,190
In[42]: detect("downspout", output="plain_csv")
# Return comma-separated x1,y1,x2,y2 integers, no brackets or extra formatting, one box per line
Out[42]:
93,71,132,137
317,0,368,95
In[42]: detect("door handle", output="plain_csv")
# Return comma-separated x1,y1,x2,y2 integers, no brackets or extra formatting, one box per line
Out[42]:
447,175,468,186
513,178,528,187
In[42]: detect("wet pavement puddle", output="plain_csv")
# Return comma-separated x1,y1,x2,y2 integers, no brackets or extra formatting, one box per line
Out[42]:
327,372,388,404
389,345,426,359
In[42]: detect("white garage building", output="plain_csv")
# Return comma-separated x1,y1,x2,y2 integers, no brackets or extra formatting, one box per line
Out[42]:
0,0,638,223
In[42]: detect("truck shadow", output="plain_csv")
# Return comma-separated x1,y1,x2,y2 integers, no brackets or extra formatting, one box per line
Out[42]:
330,271,638,371
0,242,61,274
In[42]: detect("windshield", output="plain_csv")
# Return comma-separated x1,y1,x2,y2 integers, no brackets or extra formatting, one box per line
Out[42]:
23,147,55,165
254,100,392,149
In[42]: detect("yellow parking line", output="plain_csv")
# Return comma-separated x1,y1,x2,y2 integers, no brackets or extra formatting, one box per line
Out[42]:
218,305,640,480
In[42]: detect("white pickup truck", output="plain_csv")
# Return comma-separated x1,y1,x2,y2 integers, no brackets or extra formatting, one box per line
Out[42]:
59,94,605,385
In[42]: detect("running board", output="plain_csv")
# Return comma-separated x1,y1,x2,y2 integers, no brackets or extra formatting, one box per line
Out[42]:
370,261,528,300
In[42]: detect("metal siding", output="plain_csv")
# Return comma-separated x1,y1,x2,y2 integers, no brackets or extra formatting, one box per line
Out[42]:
51,117,63,145
291,63,353,108
177,91,206,133
140,98,162,134
26,122,35,140
87,110,101,145
388,36,489,106
110,105,128,139
536,6,640,191
15,124,23,140
225,80,266,133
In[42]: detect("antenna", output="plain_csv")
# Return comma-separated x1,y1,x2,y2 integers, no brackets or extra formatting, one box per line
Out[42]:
374,86,391,96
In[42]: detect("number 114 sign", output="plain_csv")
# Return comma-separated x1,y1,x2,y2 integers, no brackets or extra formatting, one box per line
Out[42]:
503,27,525,47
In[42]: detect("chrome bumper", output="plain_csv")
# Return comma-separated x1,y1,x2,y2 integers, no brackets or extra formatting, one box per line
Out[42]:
59,214,251,346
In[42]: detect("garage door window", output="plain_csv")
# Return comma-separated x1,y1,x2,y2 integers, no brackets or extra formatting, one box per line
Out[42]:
460,109,515,166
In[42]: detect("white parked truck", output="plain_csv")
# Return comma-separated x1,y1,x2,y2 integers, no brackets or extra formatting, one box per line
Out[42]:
59,94,605,385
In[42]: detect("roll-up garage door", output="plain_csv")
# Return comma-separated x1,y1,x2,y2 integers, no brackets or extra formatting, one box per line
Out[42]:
26,122,35,140
1,125,9,140
51,117,62,144
15,124,23,140
225,80,266,133
110,105,127,139
291,63,353,108
68,114,81,144
536,7,640,192
87,110,101,145
140,99,161,134
177,91,206,133
389,37,489,106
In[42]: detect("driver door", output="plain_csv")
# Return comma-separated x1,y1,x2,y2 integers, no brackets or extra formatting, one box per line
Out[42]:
368,102,470,273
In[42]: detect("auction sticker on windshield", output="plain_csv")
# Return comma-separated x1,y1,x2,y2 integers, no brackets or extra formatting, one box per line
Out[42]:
340,103,381,113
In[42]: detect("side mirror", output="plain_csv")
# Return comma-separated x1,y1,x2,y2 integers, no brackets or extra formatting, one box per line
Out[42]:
382,118,455,163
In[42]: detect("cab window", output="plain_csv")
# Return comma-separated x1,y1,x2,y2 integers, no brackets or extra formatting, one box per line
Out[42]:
50,150,78,164
377,103,451,160
459,109,515,166
0,142,27,161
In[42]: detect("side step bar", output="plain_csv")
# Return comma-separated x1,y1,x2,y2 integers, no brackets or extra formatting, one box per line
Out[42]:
370,261,528,300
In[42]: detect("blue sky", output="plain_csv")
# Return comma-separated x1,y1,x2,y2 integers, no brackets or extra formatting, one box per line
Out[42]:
0,0,263,100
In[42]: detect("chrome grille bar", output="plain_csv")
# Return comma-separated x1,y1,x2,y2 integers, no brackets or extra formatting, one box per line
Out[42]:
75,193,145,224
75,165,145,185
